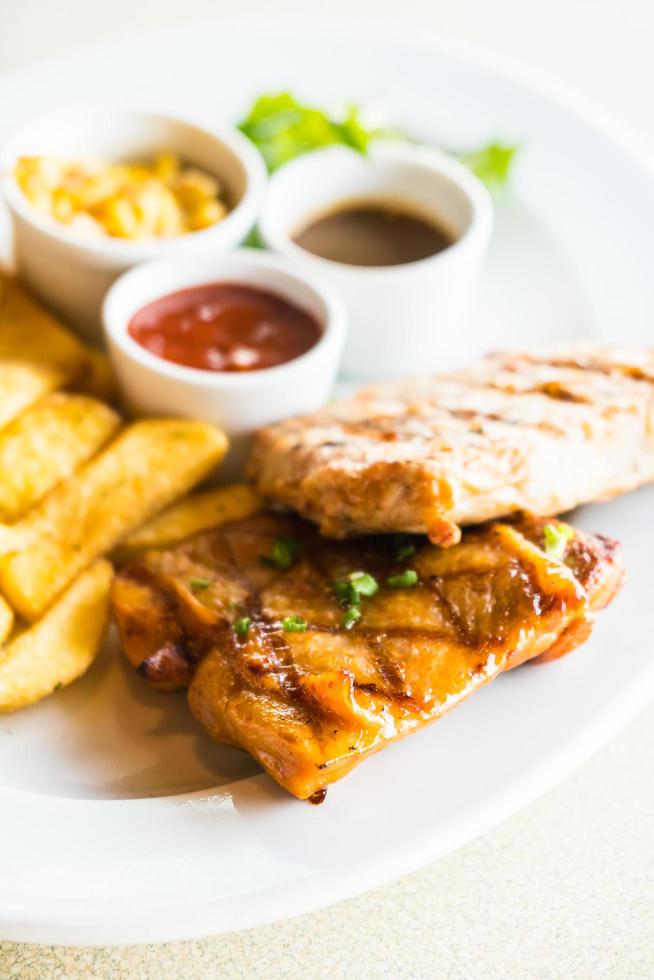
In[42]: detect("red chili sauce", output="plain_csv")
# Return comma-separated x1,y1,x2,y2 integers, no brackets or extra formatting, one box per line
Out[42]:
128,283,322,372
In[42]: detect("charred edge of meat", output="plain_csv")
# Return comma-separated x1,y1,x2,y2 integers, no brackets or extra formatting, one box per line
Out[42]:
137,643,194,687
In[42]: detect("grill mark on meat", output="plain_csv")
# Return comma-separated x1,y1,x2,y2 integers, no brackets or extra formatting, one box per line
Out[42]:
526,381,590,403
332,407,565,444
354,679,419,709
243,621,467,643
331,418,426,441
224,547,341,726
363,632,406,693
114,510,625,799
172,519,353,722
444,406,567,437
450,377,594,409
423,572,492,648
514,354,654,386
422,559,565,650
249,345,654,543
353,374,620,438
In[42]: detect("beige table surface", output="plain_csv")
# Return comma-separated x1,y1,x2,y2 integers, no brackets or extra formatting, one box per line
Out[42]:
1,1,654,977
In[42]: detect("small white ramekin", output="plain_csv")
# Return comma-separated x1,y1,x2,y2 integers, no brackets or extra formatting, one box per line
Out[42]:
259,142,494,379
102,248,346,477
1,104,267,343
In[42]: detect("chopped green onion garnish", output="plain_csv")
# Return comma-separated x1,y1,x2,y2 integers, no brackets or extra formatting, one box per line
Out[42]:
393,534,417,562
347,570,378,597
189,577,211,590
543,523,574,561
234,617,252,637
387,569,419,588
333,570,378,605
281,615,308,633
341,606,362,630
332,579,359,606
333,579,359,607
259,536,301,570
332,569,379,629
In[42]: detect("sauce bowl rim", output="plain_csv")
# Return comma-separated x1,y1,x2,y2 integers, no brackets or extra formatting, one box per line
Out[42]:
102,247,347,388
258,142,494,276
0,101,268,262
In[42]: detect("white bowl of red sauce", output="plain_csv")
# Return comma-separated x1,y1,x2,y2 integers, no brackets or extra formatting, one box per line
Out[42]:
1,104,267,343
102,249,346,475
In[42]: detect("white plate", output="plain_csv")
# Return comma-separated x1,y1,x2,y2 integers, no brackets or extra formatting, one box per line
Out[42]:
1,17,654,946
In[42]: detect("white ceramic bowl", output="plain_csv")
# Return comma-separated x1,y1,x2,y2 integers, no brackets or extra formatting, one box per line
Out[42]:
1,104,267,343
102,248,346,477
259,143,493,379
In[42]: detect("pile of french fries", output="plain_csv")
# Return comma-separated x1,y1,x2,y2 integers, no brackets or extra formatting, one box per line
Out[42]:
0,273,262,712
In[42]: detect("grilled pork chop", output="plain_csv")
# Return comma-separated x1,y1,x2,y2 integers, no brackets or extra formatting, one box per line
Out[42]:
112,511,623,800
248,344,654,544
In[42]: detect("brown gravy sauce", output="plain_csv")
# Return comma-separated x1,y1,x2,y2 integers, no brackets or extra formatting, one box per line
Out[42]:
293,200,455,267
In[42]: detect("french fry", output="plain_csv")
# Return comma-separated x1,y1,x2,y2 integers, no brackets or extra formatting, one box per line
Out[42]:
0,392,121,521
0,419,227,620
0,273,88,377
0,559,112,712
0,273,115,400
117,483,262,560
0,361,66,430
0,595,13,645
78,347,117,402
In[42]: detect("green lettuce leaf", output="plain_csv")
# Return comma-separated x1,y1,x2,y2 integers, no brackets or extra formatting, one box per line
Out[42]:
457,142,519,189
238,91,518,189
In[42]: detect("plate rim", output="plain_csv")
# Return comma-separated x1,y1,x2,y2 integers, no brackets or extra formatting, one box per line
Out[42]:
2,665,653,945
3,11,654,183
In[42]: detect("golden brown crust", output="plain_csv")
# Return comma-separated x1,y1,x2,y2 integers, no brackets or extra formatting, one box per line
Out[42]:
113,512,624,799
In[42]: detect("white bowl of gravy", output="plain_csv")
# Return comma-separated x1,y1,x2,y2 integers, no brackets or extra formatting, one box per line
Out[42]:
259,142,493,379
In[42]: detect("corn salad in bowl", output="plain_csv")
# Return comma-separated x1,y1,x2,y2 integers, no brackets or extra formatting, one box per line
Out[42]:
15,153,229,240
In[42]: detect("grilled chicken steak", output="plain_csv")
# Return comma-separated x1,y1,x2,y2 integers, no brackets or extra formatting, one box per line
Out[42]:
248,344,654,544
112,511,623,800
